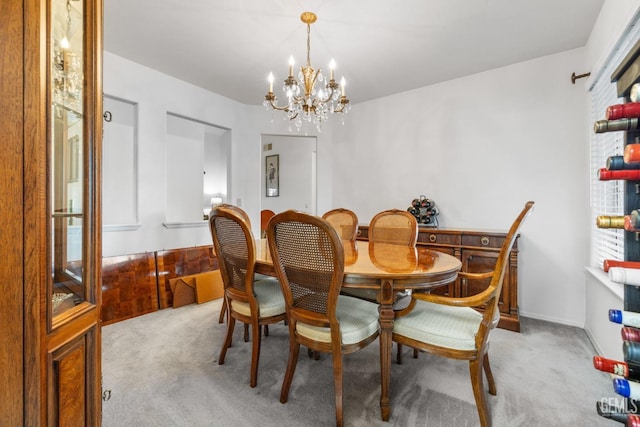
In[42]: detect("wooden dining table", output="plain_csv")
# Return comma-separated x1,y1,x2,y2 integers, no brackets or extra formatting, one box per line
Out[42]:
254,238,462,422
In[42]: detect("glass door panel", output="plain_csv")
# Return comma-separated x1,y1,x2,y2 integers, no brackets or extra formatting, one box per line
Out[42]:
50,0,85,318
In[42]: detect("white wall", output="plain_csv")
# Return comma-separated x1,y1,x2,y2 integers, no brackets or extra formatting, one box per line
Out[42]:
260,135,317,214
102,52,263,256
329,48,589,327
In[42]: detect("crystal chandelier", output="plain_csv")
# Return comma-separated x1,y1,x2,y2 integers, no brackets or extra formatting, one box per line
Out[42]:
264,12,351,132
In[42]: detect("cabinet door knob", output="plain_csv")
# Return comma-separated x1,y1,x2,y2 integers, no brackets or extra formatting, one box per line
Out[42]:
481,236,490,246
429,234,437,243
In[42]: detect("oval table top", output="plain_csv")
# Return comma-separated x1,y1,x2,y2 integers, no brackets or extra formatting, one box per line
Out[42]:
255,238,461,290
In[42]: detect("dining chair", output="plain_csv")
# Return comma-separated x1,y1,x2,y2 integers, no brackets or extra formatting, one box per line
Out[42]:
216,203,252,325
215,204,274,341
343,209,418,303
368,209,418,246
267,210,380,427
392,201,534,427
209,206,286,388
260,209,276,238
322,208,359,241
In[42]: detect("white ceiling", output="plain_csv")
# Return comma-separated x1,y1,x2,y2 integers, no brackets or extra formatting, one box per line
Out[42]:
104,0,604,106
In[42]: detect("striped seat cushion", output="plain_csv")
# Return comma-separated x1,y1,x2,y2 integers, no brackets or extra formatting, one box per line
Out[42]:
296,295,380,345
393,299,483,351
230,277,285,318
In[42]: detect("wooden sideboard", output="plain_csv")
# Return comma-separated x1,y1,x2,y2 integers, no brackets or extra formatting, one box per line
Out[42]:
357,225,521,331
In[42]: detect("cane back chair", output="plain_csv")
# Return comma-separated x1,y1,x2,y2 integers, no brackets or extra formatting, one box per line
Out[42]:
322,208,359,241
267,210,380,427
209,206,286,388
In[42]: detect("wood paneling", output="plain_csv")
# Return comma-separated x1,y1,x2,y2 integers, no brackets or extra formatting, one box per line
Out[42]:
156,246,218,309
0,0,25,424
101,253,158,325
52,340,86,426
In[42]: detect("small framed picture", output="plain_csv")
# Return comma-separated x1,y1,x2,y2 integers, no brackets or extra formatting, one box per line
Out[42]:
266,154,279,197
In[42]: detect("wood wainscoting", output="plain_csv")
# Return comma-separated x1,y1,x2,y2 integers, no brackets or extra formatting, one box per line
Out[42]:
101,245,219,325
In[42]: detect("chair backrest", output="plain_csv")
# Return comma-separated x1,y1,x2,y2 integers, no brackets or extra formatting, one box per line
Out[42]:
209,206,256,298
479,201,535,337
219,204,252,227
260,209,276,237
267,210,344,327
369,209,418,246
322,208,359,241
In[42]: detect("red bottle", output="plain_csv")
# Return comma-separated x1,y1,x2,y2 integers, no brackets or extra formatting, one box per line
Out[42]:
594,355,640,380
607,102,640,120
622,326,640,343
604,260,640,272
599,168,640,181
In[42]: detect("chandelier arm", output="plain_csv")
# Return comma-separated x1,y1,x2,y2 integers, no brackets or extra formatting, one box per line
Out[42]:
313,84,337,105
265,95,291,112
333,97,350,113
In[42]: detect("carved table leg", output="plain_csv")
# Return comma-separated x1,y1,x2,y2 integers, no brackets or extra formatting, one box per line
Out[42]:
378,279,395,422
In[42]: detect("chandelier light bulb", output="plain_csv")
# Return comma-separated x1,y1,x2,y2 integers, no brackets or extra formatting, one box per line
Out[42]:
60,36,70,50
329,58,335,81
268,72,274,93
340,77,346,96
288,56,295,77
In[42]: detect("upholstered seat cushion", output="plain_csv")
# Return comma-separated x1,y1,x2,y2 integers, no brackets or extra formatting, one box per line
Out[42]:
230,277,285,318
393,299,483,351
296,295,379,345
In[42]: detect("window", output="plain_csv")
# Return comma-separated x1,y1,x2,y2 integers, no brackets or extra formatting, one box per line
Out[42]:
589,18,640,268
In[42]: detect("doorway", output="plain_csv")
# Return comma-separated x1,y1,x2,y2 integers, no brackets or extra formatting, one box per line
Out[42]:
260,134,317,215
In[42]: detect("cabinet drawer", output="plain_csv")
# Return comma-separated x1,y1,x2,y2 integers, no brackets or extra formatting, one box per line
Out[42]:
418,231,461,246
461,234,504,249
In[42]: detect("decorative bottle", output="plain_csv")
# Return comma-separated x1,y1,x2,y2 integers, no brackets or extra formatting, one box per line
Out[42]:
607,102,640,120
594,118,640,133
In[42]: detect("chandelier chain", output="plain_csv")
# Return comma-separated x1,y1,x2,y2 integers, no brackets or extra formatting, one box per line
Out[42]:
306,23,311,67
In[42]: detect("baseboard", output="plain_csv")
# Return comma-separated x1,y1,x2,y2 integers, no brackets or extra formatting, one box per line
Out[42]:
584,326,605,356
518,311,584,329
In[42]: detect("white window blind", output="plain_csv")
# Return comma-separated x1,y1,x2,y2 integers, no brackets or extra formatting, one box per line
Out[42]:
589,17,640,269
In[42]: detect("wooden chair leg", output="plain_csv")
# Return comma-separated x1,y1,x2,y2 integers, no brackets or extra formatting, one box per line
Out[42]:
249,323,261,388
413,348,419,359
218,316,235,365
264,324,269,336
396,343,403,364
483,353,497,395
218,301,227,324
244,324,249,342
470,359,490,427
331,351,344,427
280,341,301,403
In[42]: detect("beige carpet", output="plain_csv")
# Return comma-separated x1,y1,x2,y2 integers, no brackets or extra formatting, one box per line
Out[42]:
102,299,612,426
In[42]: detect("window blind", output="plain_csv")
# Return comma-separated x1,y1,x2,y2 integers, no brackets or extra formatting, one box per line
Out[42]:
589,16,640,269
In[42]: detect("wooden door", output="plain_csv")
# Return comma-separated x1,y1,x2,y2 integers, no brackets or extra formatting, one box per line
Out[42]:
22,0,103,424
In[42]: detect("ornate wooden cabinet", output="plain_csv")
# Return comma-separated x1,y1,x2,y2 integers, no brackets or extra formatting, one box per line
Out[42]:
358,226,521,331
20,0,103,424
